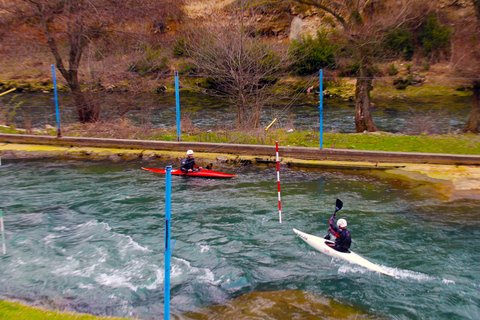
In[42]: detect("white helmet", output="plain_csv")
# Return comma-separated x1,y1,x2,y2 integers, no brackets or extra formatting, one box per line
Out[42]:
337,219,347,228
186,150,194,155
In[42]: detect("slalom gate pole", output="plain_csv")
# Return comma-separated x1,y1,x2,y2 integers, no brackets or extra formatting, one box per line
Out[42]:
0,88,16,97
51,65,61,137
1,209,6,255
264,118,277,131
319,69,323,149
276,141,282,223
174,71,181,142
164,165,173,320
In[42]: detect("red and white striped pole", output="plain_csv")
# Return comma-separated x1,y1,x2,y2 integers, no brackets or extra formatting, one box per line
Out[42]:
276,141,282,223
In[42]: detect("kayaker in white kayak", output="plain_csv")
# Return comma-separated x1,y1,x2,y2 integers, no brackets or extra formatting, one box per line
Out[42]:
180,150,203,173
325,214,351,253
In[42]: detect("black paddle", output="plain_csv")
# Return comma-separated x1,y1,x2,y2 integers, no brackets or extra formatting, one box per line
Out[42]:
324,198,343,239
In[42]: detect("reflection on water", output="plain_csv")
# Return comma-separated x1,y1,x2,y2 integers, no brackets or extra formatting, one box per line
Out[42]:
1,92,471,133
0,159,479,320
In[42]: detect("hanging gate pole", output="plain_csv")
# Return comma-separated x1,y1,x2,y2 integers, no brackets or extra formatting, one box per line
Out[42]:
51,65,61,137
276,141,282,223
174,71,181,142
319,69,323,149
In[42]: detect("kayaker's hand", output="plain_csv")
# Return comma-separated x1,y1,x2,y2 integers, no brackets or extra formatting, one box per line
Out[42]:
188,169,192,172
199,167,203,170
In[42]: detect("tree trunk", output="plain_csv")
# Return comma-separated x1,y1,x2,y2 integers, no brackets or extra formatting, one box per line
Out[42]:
70,80,100,123
354,64,377,132
43,20,99,123
464,80,480,133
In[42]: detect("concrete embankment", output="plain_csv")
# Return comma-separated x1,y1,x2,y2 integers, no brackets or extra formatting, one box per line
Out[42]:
2,133,480,200
1,133,480,166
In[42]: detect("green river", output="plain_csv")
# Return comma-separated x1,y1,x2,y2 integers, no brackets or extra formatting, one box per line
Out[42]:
0,159,479,319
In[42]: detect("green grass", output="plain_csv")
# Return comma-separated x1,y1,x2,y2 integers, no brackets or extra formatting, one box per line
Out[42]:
0,300,127,320
2,126,480,155
140,129,480,155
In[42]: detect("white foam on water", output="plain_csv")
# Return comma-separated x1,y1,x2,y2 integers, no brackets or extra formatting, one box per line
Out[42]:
384,267,436,281
171,263,184,278
442,278,456,285
78,283,96,290
51,258,81,276
338,264,370,276
145,268,164,290
199,244,210,253
173,257,220,284
70,263,100,277
52,226,70,231
43,234,61,245
338,262,456,284
13,257,27,265
78,220,112,231
95,273,138,292
118,235,151,257
197,268,221,285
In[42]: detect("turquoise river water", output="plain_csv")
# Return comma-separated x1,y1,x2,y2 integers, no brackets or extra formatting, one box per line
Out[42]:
1,159,480,319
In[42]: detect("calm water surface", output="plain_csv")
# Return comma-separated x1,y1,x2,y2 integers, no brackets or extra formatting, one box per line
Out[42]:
1,159,480,319
1,92,471,133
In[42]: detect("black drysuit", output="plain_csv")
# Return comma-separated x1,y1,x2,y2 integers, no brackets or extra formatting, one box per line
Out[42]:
180,157,199,172
328,214,351,252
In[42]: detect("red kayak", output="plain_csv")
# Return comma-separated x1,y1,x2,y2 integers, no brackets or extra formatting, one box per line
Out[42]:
142,167,237,178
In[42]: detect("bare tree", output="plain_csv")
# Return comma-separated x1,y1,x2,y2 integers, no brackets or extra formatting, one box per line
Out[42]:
295,0,422,132
183,3,293,129
1,0,182,123
452,0,480,133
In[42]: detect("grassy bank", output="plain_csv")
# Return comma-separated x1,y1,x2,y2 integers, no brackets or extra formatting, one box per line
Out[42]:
59,122,480,155
2,124,480,155
0,300,127,320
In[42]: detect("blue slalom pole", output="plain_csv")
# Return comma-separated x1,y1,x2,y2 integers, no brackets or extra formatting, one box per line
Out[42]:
319,69,324,149
51,65,61,137
164,165,173,320
174,71,181,142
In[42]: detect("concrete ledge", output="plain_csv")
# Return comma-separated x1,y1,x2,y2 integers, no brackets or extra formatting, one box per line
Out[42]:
1,133,480,166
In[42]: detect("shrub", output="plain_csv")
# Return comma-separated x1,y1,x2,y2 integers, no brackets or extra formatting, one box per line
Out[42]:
419,15,451,59
290,30,338,76
173,37,188,57
384,26,415,61
387,64,399,76
178,61,197,75
128,46,169,75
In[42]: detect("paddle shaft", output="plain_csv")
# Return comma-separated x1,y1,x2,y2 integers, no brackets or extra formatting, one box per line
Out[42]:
325,199,343,238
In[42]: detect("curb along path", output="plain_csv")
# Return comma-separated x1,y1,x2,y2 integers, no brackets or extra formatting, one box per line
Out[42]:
1,133,480,166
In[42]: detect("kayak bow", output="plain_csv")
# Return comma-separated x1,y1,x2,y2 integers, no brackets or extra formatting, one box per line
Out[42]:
293,228,394,277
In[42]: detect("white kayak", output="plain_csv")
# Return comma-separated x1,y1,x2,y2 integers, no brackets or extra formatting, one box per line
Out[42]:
293,228,394,277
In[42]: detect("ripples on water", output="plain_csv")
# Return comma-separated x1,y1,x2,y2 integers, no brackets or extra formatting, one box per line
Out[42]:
1,92,471,133
1,160,479,319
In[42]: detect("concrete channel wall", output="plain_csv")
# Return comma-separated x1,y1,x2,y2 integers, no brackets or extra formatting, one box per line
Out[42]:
1,133,480,166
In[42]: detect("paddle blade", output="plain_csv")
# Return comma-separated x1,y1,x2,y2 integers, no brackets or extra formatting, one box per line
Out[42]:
335,198,343,212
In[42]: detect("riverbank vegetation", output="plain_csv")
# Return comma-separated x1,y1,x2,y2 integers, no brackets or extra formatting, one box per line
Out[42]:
1,0,479,134
2,122,479,155
0,300,126,320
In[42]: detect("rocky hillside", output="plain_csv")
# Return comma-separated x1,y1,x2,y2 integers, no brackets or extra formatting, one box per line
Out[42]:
0,0,476,94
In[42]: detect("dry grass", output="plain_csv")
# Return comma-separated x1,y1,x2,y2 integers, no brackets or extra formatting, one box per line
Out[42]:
183,0,236,18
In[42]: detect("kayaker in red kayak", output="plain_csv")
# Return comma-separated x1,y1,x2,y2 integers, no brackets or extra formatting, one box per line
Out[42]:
180,150,203,173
